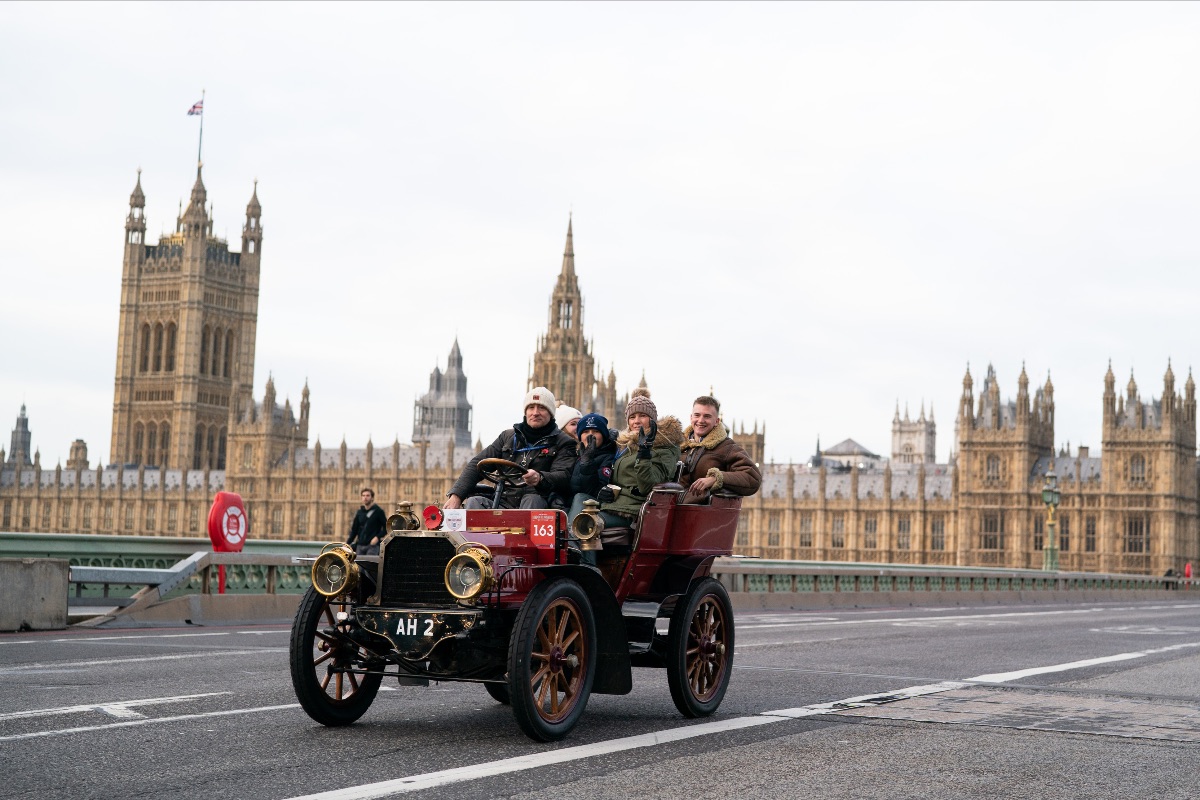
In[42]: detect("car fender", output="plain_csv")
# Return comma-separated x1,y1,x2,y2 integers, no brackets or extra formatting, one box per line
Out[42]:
535,565,632,695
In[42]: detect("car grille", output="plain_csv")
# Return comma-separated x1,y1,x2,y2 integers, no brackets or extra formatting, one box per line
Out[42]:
380,536,457,605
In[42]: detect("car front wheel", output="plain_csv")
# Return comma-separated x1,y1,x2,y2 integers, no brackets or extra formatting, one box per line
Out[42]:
289,586,382,726
507,578,596,741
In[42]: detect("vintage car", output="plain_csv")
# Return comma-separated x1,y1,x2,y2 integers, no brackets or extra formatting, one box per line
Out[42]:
289,458,740,741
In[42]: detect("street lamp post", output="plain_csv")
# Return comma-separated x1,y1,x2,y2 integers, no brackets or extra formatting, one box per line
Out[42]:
1041,468,1061,572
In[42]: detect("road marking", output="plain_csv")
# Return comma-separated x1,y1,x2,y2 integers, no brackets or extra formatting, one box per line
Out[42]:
0,692,233,722
0,648,285,674
737,603,1200,631
735,637,844,650
967,640,1200,683
0,632,236,646
0,703,300,742
281,639,1200,799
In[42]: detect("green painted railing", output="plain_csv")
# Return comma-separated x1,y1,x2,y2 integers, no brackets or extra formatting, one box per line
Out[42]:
0,531,323,600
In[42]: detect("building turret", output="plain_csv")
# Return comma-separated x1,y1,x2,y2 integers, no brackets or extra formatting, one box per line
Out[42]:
242,180,263,257
7,405,32,466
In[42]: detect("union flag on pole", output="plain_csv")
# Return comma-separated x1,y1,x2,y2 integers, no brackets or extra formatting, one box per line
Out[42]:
187,99,203,116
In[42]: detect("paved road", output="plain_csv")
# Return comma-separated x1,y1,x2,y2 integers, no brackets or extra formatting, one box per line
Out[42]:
3,599,1198,799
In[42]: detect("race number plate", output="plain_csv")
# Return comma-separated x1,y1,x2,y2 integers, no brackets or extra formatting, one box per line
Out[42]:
355,609,480,658
529,510,556,546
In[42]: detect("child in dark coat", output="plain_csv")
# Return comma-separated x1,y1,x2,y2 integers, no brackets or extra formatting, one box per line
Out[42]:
567,413,618,527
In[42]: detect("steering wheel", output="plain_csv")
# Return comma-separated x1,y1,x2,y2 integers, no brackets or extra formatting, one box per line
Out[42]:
477,458,528,488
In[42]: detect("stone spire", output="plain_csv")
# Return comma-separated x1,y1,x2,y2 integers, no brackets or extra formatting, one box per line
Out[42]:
561,214,575,277
7,404,32,466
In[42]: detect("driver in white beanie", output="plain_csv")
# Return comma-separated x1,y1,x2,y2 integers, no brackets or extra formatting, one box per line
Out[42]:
445,386,577,510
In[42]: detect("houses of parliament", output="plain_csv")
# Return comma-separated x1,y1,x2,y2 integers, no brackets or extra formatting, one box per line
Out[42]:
2,167,1197,577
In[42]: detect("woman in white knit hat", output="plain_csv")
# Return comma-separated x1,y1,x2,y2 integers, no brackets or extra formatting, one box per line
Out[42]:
555,404,582,440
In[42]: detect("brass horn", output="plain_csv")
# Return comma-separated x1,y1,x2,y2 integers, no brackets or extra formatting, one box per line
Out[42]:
571,498,604,551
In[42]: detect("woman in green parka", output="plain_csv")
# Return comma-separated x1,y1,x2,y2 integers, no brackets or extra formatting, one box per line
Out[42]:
594,388,684,541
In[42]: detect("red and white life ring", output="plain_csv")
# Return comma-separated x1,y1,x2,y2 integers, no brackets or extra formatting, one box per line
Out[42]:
208,491,248,552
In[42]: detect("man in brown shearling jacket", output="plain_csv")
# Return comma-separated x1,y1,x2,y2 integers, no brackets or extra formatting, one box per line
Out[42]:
679,395,762,503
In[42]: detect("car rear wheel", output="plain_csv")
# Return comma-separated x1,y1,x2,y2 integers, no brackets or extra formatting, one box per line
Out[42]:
508,578,596,741
666,577,734,718
289,586,382,726
484,682,511,704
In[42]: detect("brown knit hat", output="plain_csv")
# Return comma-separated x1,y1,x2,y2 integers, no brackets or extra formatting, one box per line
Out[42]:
625,387,657,422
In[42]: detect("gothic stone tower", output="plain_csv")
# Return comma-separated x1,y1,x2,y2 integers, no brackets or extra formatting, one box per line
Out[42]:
413,339,474,450
892,402,936,464
528,218,618,417
955,364,1054,566
1100,362,1197,574
109,167,262,470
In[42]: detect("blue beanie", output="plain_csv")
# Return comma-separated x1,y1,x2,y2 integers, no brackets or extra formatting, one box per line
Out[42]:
577,413,612,444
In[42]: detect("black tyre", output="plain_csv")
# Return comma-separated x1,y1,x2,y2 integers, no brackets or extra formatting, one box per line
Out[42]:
507,578,596,741
484,682,511,705
289,587,382,726
666,577,734,718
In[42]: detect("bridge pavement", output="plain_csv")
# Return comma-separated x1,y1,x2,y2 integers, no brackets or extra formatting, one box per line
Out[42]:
1,599,1197,799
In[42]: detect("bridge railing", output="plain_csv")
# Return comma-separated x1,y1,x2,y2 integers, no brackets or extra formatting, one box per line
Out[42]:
711,557,1195,599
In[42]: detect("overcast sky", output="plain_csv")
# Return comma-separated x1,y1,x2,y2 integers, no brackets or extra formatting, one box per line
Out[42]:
3,2,1200,469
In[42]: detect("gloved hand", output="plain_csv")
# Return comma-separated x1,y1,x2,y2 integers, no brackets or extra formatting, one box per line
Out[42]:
579,440,597,463
637,419,658,458
597,485,616,504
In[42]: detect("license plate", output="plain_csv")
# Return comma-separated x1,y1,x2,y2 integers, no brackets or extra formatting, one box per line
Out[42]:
355,609,478,658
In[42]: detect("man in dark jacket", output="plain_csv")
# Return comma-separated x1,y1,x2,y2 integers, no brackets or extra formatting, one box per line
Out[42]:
679,395,762,503
347,488,387,555
445,387,577,510
566,412,618,526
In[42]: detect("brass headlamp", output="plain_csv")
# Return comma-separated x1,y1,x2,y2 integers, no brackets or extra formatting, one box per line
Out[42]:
311,542,360,598
387,501,423,533
444,543,495,601
571,499,604,551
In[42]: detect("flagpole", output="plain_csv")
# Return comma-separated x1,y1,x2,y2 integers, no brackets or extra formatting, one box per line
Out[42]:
197,88,206,166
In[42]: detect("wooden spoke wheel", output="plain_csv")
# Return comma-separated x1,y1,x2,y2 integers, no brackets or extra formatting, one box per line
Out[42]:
508,578,596,741
289,587,382,726
666,577,734,718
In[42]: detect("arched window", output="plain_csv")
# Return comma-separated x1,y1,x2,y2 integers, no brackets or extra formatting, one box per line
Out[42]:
193,425,205,470
132,423,144,466
223,331,234,378
1131,454,1146,483
140,325,151,372
200,326,211,375
165,323,177,372
206,429,216,469
145,423,157,467
159,424,170,467
986,455,1001,481
211,329,222,377
217,427,227,469
152,324,163,372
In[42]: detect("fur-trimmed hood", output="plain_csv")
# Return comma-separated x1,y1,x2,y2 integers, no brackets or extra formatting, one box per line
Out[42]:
616,415,684,450
680,422,728,452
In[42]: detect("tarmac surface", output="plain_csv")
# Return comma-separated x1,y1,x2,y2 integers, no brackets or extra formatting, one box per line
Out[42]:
1,598,1197,799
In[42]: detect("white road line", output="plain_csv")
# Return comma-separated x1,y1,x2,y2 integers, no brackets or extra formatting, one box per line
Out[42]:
738,603,1200,631
282,637,1200,799
0,632,235,646
735,637,844,650
285,716,785,800
0,648,285,673
968,640,1200,683
0,692,233,721
0,703,301,742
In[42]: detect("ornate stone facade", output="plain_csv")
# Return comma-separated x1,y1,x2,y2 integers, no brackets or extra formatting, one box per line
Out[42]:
109,168,261,471
3,167,1198,574
731,364,1199,576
